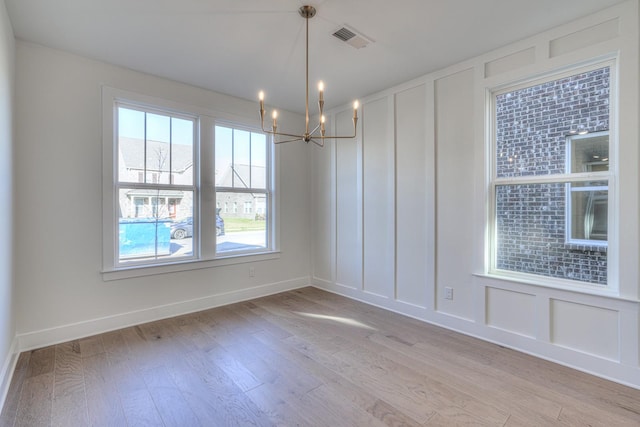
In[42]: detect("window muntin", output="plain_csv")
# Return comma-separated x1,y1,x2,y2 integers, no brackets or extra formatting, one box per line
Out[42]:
491,65,612,287
215,125,270,255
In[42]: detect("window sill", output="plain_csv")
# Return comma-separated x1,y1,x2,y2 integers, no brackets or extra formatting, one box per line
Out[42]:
564,242,607,253
475,271,638,303
102,251,281,281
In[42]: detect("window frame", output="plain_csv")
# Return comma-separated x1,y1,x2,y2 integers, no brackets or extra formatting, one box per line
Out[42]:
487,61,617,291
102,86,279,280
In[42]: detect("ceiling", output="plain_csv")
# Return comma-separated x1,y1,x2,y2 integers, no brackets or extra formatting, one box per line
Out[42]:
5,0,626,114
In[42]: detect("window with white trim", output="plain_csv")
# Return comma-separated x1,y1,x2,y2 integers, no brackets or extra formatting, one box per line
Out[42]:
490,64,612,286
103,88,276,273
215,125,270,254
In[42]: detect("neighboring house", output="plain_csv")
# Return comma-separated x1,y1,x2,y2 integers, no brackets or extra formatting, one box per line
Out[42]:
118,137,194,219
215,163,267,220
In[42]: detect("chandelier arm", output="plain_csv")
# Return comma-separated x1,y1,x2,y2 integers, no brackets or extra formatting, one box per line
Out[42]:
315,134,357,140
308,123,321,136
311,139,325,147
260,126,304,140
274,137,304,144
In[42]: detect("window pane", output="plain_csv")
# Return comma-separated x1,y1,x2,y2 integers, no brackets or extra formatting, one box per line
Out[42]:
496,67,610,178
171,117,194,184
234,130,251,187
118,107,145,183
118,188,194,263
568,133,609,173
146,113,171,142
215,126,233,187
496,183,607,285
251,132,267,189
569,181,608,242
216,191,267,253
146,140,171,184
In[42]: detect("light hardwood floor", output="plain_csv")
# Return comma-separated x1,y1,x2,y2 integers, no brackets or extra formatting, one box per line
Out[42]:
2,287,640,426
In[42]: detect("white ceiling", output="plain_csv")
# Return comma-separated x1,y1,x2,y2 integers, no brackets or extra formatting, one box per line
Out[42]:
5,0,626,114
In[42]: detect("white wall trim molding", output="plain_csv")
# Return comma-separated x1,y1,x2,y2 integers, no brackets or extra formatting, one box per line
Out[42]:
0,337,18,414
17,277,310,352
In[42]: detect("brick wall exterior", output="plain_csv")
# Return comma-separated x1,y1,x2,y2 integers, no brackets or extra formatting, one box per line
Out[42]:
495,67,609,285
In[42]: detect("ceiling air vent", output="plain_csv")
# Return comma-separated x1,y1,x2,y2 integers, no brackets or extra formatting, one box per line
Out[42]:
332,25,373,49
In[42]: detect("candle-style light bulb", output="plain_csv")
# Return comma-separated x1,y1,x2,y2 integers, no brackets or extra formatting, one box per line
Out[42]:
353,100,359,119
318,81,325,118
272,110,278,131
320,114,326,136
259,91,265,124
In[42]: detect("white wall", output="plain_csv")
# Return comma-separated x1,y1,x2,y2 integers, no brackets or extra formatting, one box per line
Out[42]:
13,41,310,348
0,0,14,407
312,0,640,388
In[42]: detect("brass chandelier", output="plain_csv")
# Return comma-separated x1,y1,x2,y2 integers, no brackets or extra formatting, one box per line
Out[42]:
259,5,359,147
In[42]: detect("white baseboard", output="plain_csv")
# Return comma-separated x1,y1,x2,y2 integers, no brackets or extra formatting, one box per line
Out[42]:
0,337,18,415
17,276,310,352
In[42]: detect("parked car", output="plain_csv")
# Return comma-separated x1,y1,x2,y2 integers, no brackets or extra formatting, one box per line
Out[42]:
170,214,225,239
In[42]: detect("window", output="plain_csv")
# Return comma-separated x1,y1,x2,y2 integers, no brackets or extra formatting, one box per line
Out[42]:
215,125,270,254
490,65,612,287
102,87,277,275
566,132,609,245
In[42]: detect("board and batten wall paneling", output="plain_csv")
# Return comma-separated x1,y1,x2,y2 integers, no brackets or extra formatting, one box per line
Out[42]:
395,85,429,306
311,130,334,284
362,97,395,298
312,0,640,390
434,69,475,320
336,109,362,290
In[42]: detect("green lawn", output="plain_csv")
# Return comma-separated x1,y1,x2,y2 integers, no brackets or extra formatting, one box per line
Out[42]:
223,217,266,232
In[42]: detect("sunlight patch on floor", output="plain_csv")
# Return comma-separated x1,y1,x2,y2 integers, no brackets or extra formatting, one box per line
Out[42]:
294,311,377,330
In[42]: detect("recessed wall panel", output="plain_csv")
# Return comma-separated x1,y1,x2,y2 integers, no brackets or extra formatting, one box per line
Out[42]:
363,97,394,298
484,47,535,78
486,287,536,337
395,85,428,306
311,138,333,282
549,18,619,57
551,299,619,360
435,69,475,319
336,109,361,289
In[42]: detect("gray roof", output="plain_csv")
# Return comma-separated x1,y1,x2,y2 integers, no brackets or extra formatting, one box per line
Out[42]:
217,164,266,189
119,137,193,172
